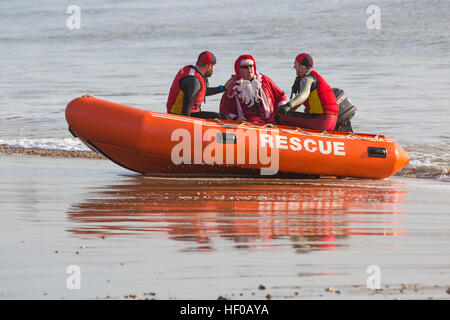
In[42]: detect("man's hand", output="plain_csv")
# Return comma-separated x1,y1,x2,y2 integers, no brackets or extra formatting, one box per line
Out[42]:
223,75,237,91
277,102,292,116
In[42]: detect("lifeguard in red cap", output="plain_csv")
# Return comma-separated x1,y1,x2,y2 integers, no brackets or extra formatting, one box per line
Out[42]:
276,53,339,131
167,51,230,119
219,54,287,123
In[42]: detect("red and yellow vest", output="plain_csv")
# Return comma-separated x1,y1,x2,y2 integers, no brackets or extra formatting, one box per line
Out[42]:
302,70,338,115
166,65,206,114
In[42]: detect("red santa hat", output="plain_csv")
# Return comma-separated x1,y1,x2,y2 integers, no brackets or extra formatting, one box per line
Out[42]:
234,54,257,79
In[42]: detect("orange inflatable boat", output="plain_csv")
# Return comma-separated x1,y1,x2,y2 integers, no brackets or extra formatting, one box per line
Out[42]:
65,96,409,179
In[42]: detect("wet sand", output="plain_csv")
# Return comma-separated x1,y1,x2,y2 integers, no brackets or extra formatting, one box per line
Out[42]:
0,151,449,300
0,145,105,159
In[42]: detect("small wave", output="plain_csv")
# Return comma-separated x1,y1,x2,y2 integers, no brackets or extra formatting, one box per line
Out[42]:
396,144,450,181
396,163,449,180
0,138,89,152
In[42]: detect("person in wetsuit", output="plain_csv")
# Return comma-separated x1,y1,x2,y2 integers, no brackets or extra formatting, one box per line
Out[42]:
166,51,230,119
275,53,339,131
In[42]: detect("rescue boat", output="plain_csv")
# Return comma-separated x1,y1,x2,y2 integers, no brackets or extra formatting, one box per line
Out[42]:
65,96,409,179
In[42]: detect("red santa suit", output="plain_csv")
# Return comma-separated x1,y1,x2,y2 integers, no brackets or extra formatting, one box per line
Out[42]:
220,55,286,124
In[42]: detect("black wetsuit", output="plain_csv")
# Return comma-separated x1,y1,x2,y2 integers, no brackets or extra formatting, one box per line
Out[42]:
178,71,228,119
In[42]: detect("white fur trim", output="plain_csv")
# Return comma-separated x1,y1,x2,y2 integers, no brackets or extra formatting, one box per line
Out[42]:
277,100,287,107
255,72,270,118
234,96,245,119
240,59,254,66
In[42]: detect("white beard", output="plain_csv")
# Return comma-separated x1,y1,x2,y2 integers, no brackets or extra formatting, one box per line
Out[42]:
233,74,263,108
228,72,271,119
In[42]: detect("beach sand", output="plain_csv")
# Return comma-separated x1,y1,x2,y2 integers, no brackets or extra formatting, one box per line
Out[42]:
0,145,105,159
0,149,449,300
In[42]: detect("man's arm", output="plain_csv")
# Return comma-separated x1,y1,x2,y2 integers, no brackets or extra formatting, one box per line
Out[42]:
179,76,202,116
220,75,244,120
206,75,236,96
276,75,316,116
219,91,243,120
288,75,316,111
206,86,224,96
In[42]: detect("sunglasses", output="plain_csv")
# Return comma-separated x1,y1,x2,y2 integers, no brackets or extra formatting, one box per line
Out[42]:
239,65,254,69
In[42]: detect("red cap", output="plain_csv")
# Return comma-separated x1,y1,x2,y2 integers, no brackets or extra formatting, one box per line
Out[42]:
197,51,216,65
234,54,256,79
295,53,314,67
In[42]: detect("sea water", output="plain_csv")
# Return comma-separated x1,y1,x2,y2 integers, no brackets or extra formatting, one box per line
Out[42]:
1,1,450,301
0,156,449,299
0,0,449,180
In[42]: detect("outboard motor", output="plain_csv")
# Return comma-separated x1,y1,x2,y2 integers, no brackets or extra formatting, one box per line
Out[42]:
332,88,356,132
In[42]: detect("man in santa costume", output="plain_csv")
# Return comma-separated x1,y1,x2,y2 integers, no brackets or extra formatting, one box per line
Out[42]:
220,54,287,123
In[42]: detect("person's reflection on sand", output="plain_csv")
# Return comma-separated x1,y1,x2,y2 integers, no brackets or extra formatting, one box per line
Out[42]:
67,177,407,254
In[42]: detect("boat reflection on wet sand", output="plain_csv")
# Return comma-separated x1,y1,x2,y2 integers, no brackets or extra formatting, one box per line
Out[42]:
67,177,407,254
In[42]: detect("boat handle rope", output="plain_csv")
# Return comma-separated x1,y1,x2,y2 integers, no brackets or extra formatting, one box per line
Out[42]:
213,119,382,141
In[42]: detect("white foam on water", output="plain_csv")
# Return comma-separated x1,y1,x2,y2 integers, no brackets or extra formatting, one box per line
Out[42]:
0,138,90,152
397,160,449,181
393,143,450,181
